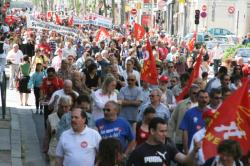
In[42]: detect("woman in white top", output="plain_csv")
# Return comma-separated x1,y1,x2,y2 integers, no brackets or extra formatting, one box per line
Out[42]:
92,75,117,120
43,95,72,166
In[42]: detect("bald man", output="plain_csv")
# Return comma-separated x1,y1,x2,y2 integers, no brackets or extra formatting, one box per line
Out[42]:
48,80,79,112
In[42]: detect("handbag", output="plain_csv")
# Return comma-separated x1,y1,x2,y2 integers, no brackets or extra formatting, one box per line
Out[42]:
15,77,20,89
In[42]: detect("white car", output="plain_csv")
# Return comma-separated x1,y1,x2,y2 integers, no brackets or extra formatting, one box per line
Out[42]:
234,48,250,64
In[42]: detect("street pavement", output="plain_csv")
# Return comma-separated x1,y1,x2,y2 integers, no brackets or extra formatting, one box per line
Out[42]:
0,86,49,166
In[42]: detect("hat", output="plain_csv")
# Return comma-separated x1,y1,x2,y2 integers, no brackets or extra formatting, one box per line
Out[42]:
202,109,214,119
159,75,169,82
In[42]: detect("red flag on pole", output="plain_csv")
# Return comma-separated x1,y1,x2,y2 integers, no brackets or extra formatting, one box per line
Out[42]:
202,79,250,160
55,14,61,25
140,39,158,85
134,23,145,41
95,27,110,42
176,52,202,102
68,16,73,26
188,31,197,52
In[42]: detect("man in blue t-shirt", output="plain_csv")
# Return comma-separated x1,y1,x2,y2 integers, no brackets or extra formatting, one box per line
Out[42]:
179,90,209,154
95,100,136,157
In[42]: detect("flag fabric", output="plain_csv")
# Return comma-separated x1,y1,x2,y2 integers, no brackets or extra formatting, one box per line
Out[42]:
140,39,158,85
47,11,52,21
4,15,16,25
188,32,196,52
55,14,61,25
95,27,110,42
68,16,73,26
176,52,202,102
202,79,250,160
134,23,145,41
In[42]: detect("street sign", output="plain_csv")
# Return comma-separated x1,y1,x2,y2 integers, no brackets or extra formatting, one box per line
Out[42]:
202,5,207,11
200,11,207,18
228,6,235,14
131,8,137,15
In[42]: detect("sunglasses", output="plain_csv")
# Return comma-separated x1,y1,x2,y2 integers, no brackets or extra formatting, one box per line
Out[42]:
127,79,135,81
149,94,159,97
103,108,111,112
168,66,174,68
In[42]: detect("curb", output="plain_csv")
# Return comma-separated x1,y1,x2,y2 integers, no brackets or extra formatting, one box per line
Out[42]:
10,108,22,166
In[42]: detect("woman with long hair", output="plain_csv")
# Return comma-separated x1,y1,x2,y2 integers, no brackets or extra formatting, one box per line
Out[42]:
95,138,123,166
92,75,117,120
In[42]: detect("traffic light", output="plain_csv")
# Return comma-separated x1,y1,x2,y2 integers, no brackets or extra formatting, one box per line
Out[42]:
195,9,200,25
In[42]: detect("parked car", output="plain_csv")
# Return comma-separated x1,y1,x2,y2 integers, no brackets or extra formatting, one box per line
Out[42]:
211,34,240,45
208,28,234,36
219,44,235,52
234,48,250,64
184,32,212,44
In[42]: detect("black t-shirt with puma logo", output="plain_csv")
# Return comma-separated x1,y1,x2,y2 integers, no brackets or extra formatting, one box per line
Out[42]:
127,142,179,166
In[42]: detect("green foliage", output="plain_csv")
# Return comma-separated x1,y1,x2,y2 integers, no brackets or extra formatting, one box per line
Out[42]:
222,44,250,61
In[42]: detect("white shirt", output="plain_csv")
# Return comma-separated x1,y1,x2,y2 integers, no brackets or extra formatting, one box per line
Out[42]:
212,46,223,60
51,55,62,72
62,47,77,59
189,127,206,165
91,89,117,120
6,49,23,64
56,127,101,166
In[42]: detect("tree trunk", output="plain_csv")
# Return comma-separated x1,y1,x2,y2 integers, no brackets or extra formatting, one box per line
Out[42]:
43,0,48,13
120,0,125,25
111,0,115,24
103,0,107,17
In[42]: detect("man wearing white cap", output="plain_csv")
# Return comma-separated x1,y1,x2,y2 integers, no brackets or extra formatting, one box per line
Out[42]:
6,44,23,90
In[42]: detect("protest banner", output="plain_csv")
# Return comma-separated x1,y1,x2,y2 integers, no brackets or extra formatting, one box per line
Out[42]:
73,13,113,29
26,14,79,37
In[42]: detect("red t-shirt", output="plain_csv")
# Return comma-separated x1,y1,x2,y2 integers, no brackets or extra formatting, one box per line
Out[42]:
136,125,149,146
41,77,64,101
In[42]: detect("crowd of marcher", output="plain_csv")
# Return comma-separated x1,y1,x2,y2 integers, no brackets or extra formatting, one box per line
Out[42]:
0,13,250,166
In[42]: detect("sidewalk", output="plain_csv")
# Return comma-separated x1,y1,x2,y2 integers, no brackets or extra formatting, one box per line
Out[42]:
0,89,47,166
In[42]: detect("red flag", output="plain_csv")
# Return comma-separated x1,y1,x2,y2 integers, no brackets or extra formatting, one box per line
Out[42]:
95,27,110,42
47,11,52,21
188,32,196,52
55,14,61,25
134,23,145,41
68,16,73,26
140,39,158,85
202,80,250,160
4,15,16,25
176,52,202,102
